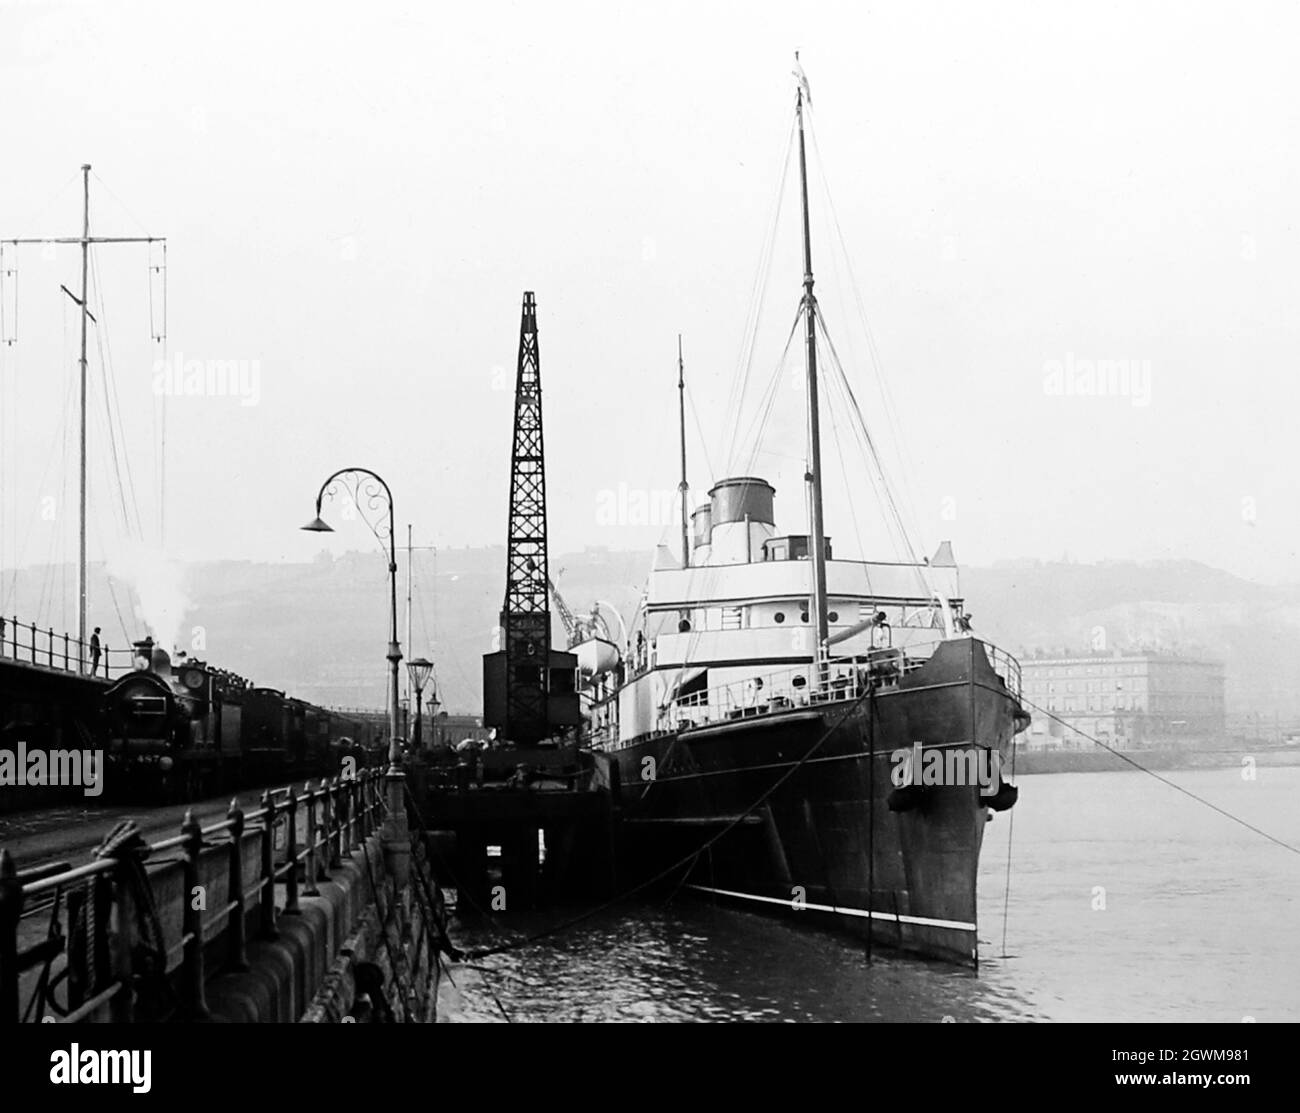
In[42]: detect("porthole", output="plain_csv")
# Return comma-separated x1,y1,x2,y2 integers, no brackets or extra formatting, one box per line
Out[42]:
774,612,785,624
800,612,809,623
828,611,839,623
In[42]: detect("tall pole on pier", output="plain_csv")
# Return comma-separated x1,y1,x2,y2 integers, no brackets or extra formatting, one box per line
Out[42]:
77,165,90,665
2,166,164,671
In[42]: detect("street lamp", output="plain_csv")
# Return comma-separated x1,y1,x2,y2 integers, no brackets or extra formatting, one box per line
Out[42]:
407,657,433,750
301,467,404,773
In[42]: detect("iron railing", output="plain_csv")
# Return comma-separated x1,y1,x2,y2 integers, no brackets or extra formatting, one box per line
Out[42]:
658,638,1023,734
0,768,390,1023
0,616,135,680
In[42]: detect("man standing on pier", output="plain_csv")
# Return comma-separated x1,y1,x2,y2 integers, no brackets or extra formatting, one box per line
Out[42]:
89,627,102,675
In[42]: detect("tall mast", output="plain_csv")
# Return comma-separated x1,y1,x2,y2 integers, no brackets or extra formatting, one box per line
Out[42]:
2,166,163,667
796,89,830,668
77,164,90,669
677,334,690,569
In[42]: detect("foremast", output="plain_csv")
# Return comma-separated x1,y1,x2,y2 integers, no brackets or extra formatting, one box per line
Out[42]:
795,83,831,675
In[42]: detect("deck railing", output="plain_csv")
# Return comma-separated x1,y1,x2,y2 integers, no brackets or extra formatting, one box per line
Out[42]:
0,768,390,1023
659,637,1023,734
0,616,135,680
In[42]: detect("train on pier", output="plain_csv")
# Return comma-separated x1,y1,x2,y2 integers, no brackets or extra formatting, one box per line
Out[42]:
101,638,390,802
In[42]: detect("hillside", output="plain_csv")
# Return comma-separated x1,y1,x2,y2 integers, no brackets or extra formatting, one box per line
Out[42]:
2,553,1296,719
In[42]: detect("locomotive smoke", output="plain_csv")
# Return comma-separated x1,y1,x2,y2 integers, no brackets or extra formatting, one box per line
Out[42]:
107,543,191,655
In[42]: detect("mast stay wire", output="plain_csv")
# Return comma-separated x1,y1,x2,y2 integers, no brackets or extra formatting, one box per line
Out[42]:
657,306,805,707
723,115,796,474
818,312,916,572
805,114,930,557
89,250,146,544
1019,695,1300,858
88,169,168,548
816,308,935,603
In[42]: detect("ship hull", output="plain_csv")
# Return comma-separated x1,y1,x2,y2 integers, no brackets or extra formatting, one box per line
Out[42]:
601,639,1025,965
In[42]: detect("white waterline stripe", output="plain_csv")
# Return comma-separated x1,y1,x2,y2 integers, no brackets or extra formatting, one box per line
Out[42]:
684,884,977,932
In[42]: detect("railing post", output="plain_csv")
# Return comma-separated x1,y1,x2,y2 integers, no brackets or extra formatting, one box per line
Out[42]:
227,799,249,972
259,790,278,939
303,782,320,897
283,786,300,915
63,632,70,671
179,810,211,1019
30,621,37,664
365,770,377,837
338,775,353,858
0,850,22,1022
322,777,341,870
107,860,137,1022
47,626,54,667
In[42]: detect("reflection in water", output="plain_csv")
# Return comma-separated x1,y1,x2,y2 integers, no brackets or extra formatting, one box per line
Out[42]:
441,767,1300,1022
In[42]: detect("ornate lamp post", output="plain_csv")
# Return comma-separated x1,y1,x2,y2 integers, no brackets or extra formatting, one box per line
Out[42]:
302,467,409,883
407,657,433,751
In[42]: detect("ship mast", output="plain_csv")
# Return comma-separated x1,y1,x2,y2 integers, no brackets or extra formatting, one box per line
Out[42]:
677,334,690,569
796,85,830,670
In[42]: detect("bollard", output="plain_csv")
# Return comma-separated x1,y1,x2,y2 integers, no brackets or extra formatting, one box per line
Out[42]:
259,790,278,939
0,849,22,1022
180,810,211,1019
283,786,301,915
227,799,249,972
304,782,320,897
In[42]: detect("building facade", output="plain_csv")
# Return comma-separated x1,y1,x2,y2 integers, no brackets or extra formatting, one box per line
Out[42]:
1020,652,1225,750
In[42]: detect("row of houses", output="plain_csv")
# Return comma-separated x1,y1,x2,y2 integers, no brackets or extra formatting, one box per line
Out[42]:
1017,651,1225,750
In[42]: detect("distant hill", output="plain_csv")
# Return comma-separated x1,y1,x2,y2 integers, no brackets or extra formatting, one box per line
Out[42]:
2,552,1296,720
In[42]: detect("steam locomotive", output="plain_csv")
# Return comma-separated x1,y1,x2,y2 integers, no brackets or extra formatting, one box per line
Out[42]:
101,638,390,802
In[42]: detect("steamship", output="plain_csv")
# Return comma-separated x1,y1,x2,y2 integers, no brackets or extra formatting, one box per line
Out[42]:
575,73,1029,965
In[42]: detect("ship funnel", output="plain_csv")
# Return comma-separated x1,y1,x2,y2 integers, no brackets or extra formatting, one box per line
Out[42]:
705,477,776,565
709,477,775,527
691,503,713,549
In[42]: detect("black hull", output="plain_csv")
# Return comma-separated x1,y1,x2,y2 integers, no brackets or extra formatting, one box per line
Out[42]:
601,639,1026,965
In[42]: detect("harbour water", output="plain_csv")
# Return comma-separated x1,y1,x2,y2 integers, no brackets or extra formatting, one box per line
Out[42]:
442,766,1300,1022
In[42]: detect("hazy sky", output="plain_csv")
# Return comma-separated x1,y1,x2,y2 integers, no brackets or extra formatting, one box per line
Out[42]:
2,0,1297,622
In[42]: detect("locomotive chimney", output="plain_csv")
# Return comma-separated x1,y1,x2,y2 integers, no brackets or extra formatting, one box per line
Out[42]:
133,637,155,671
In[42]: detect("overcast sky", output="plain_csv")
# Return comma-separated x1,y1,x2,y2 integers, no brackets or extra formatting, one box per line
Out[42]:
1,0,1297,612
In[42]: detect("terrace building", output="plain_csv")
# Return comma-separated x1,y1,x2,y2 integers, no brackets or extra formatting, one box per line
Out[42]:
1019,651,1225,750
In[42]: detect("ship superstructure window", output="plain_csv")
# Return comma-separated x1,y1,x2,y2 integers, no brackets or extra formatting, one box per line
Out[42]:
800,611,809,623
828,611,839,623
774,612,785,624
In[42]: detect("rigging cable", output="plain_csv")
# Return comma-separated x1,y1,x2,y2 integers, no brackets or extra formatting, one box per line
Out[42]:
90,249,146,542
1020,695,1300,857
1000,732,1017,958
723,115,796,473
806,115,930,559
465,685,874,961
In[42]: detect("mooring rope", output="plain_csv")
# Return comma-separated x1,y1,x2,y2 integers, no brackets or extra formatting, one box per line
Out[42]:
459,687,874,962
1019,696,1300,857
